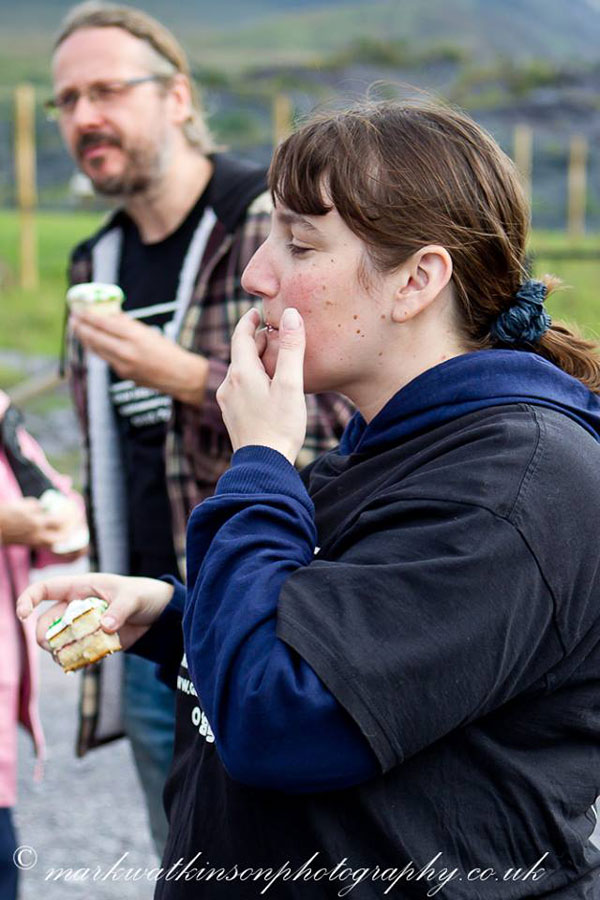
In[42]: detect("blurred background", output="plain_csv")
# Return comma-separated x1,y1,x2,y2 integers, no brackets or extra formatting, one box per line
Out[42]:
2,0,600,424
2,0,600,896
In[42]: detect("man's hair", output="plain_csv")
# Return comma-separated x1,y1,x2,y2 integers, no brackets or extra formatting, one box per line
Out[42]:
54,1,216,153
270,99,600,392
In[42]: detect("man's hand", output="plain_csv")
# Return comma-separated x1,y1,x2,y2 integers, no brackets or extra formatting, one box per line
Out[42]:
16,573,174,653
71,311,209,406
0,498,74,549
216,307,307,465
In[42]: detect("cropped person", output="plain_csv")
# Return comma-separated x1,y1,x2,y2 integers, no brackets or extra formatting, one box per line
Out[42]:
49,1,352,853
0,391,86,900
20,101,600,897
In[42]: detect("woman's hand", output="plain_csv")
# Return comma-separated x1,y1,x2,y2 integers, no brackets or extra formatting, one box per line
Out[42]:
16,573,174,652
216,307,308,465
0,498,71,549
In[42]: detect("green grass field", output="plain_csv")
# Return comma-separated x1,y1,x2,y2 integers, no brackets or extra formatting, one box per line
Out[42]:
0,210,599,366
0,209,104,359
529,231,600,342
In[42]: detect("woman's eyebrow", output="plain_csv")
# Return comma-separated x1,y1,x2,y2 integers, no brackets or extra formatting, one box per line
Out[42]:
276,210,324,235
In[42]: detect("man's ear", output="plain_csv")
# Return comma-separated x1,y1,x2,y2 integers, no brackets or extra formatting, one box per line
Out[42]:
391,246,453,323
168,72,193,126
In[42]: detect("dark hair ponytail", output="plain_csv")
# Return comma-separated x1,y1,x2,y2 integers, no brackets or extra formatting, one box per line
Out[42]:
534,277,600,392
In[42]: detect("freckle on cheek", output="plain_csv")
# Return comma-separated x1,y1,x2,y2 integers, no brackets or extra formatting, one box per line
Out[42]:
380,314,386,320
356,329,361,334
353,315,358,320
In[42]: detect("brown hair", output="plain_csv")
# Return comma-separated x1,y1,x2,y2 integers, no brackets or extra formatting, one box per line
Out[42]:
54,1,216,153
270,101,600,392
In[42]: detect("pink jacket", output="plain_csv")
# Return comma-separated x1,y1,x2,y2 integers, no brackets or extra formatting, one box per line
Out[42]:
0,391,86,807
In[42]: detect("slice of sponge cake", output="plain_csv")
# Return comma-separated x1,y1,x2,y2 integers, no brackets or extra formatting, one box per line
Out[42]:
46,597,121,673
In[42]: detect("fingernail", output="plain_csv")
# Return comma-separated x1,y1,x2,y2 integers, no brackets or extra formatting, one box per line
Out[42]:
282,308,301,330
101,615,116,629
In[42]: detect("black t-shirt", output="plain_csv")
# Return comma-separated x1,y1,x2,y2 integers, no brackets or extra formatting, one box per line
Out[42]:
157,405,600,899
110,192,208,578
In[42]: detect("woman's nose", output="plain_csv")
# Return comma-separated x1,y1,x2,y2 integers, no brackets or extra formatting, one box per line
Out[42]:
241,243,278,299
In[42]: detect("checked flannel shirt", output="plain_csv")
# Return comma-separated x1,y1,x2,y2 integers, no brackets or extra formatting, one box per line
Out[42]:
64,181,354,755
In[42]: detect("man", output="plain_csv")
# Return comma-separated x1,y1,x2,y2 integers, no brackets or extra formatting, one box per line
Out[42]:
50,1,353,854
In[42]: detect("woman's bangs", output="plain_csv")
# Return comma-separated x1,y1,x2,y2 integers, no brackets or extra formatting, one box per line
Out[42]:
268,129,333,216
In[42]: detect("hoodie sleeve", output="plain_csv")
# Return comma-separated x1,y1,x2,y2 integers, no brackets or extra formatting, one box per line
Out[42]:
126,576,186,689
185,442,565,783
183,446,379,792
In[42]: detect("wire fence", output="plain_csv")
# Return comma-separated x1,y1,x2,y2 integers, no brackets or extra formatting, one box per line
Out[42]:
1,82,600,232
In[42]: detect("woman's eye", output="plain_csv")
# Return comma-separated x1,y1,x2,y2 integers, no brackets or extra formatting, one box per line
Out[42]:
287,242,312,256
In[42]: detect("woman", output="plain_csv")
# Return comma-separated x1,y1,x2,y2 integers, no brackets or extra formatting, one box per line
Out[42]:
18,102,600,898
0,390,86,899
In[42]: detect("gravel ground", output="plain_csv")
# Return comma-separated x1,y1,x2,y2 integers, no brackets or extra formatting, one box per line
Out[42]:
15,613,159,900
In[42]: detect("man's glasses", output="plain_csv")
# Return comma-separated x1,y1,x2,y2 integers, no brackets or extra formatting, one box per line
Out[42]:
44,75,166,119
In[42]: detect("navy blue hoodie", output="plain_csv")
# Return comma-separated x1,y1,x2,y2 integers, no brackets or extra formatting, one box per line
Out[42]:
134,349,600,899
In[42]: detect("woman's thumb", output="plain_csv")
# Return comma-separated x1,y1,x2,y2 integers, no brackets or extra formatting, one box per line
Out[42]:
100,598,131,632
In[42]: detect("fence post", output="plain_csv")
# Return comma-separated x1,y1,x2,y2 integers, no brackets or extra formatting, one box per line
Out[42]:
567,135,587,238
273,93,293,147
513,124,533,204
14,83,38,290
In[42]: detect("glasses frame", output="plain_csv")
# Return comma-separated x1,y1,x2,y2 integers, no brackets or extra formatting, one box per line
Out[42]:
44,75,167,120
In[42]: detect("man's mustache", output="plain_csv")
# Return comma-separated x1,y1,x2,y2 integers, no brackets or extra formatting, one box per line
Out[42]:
76,132,122,158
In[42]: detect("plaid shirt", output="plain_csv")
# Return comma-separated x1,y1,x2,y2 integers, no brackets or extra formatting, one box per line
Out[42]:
65,166,354,754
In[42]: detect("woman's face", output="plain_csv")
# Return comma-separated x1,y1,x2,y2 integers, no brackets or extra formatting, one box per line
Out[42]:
241,201,393,395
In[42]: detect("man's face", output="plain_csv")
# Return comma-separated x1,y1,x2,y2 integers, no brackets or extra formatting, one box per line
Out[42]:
52,27,174,197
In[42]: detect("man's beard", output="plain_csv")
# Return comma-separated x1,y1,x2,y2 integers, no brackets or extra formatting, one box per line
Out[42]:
76,131,164,197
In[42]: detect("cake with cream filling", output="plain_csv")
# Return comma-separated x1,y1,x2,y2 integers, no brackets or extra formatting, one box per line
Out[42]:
46,597,121,673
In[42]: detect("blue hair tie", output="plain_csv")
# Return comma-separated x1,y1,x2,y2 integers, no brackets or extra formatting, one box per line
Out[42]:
491,279,551,346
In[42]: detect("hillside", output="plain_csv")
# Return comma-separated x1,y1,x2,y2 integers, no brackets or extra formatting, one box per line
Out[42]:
1,0,600,230
1,0,600,88
0,0,364,31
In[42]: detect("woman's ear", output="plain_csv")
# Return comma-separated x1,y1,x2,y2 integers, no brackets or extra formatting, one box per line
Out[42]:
391,246,453,323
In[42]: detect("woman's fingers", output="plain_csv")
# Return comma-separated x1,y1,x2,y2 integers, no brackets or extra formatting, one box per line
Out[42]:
255,327,268,359
36,602,69,651
230,308,262,369
20,574,171,657
271,307,306,394
98,589,138,632
217,307,308,464
17,575,98,620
